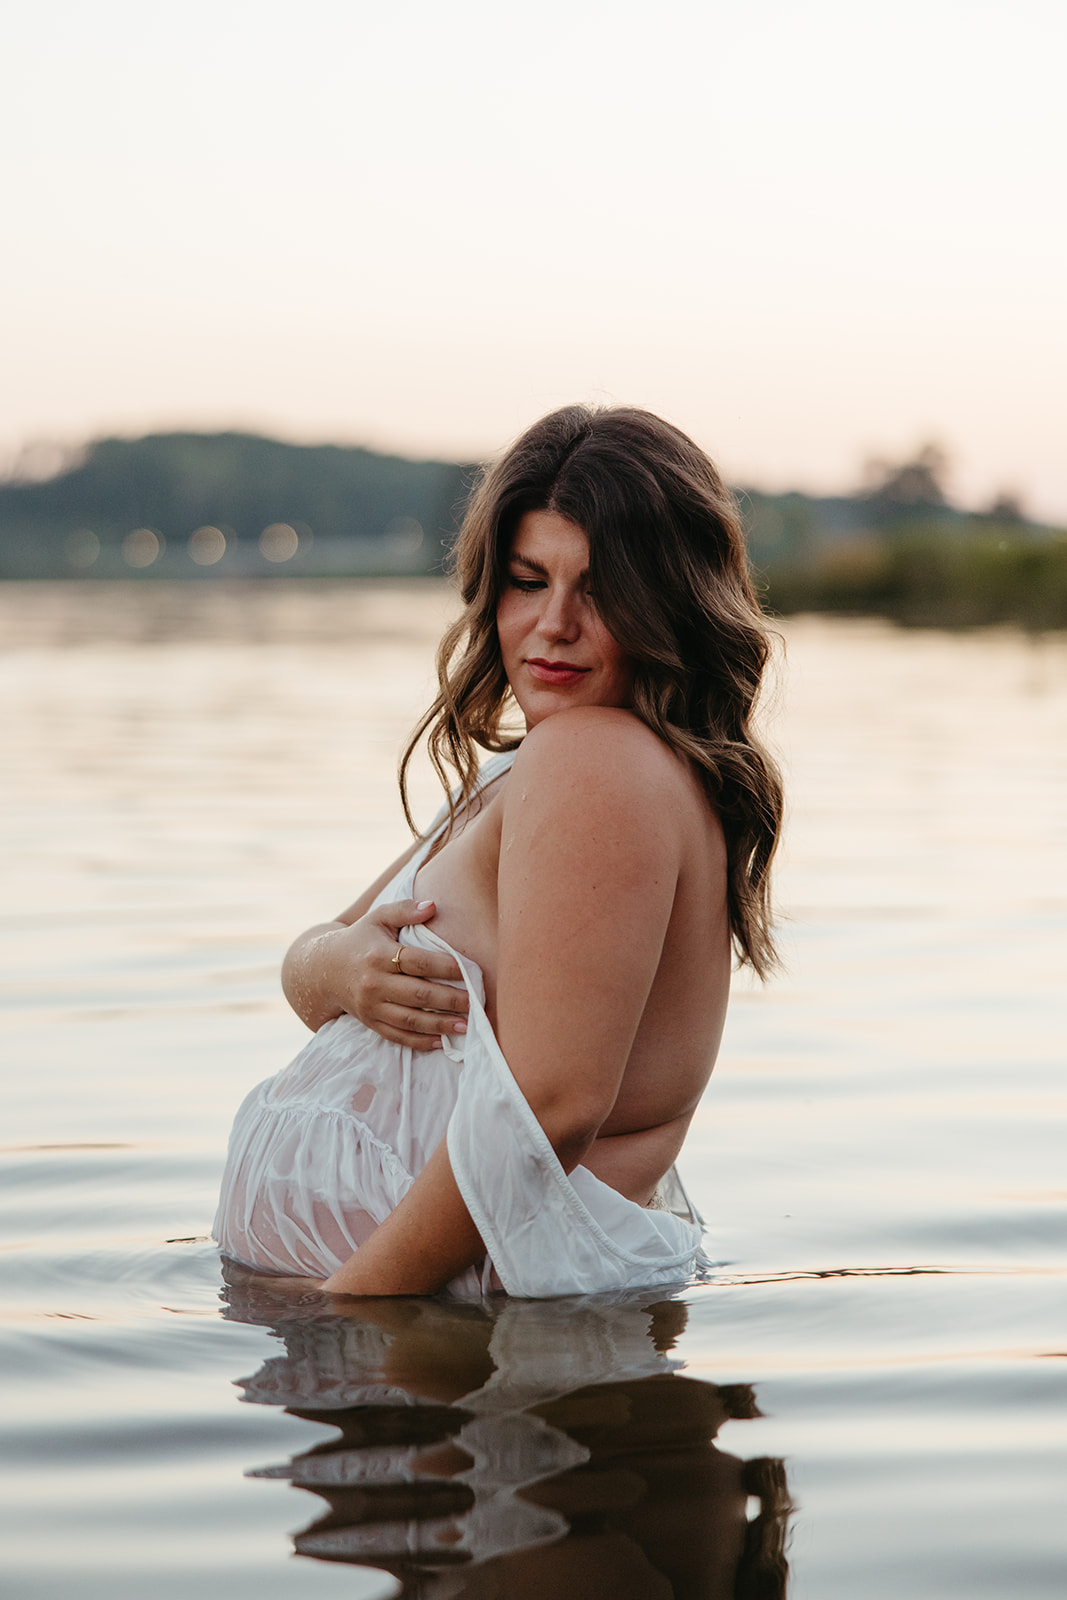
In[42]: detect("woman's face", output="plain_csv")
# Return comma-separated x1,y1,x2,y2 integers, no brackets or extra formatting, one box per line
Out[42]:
496,509,633,730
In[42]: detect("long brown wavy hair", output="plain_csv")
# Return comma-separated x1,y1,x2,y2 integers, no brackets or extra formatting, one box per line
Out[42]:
400,403,783,975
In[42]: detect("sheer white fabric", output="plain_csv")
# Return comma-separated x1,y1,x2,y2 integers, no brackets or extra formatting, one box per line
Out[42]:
213,752,706,1297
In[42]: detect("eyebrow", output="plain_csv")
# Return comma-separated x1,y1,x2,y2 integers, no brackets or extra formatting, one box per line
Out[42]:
509,551,589,580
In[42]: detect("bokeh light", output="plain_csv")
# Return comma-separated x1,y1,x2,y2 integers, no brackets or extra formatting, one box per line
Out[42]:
122,528,162,568
385,516,424,552
189,525,227,565
259,522,299,562
65,529,99,568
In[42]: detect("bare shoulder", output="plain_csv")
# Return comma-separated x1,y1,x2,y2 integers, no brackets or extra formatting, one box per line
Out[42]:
504,707,704,851
512,706,686,788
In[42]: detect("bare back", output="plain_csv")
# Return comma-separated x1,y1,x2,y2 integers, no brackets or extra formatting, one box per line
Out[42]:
414,707,732,1203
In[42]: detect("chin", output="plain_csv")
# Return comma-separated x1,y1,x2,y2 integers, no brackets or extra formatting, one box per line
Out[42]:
521,691,599,729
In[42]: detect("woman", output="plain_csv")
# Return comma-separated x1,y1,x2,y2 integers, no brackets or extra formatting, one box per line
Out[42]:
214,405,782,1297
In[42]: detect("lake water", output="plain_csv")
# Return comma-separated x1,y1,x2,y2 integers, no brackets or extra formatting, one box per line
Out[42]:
2,580,1064,1599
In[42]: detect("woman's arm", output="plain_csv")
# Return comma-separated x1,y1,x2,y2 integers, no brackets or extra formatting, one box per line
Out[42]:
322,1139,485,1294
323,707,687,1296
281,840,469,1046
493,708,684,1167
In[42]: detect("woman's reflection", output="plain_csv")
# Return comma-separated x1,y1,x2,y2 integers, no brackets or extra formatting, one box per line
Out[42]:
222,1268,793,1599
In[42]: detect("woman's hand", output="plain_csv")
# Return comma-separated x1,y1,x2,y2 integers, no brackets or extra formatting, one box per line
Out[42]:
282,898,469,1050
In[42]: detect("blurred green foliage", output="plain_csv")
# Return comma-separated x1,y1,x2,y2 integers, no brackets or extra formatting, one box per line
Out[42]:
0,432,474,579
758,522,1067,630
2,431,1064,630
745,442,1066,630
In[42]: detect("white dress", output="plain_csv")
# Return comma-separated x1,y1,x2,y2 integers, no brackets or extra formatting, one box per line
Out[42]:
213,753,706,1297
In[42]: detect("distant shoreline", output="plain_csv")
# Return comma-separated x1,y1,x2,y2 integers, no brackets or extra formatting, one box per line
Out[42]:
1,575,1063,653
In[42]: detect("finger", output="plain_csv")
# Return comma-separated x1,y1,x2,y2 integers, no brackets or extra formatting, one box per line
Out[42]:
387,942,465,986
373,898,438,935
370,902,465,984
374,1021,447,1053
402,978,469,1016
379,1001,467,1039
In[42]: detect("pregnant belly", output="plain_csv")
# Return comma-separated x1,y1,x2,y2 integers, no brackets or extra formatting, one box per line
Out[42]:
215,1015,463,1277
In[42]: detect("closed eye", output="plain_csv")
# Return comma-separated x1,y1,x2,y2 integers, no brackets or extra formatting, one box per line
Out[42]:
507,574,546,593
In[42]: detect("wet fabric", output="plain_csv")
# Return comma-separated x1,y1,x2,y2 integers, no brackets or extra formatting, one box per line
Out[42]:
213,752,706,1296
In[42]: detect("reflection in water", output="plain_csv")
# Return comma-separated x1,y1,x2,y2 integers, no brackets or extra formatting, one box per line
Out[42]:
223,1266,793,1598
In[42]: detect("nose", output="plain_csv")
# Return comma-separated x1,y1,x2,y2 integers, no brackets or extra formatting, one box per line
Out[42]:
536,582,581,644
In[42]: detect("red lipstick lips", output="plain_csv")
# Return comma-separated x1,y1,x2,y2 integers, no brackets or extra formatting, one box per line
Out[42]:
526,658,591,686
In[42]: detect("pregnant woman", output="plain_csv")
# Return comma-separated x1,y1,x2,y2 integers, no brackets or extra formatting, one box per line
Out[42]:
214,404,782,1297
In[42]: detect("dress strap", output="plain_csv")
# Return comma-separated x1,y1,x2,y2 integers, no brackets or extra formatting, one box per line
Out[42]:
423,748,519,837
474,748,519,789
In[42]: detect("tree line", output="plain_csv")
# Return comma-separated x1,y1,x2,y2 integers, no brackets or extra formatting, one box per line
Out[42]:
0,432,474,580
1,431,1063,628
743,444,1066,630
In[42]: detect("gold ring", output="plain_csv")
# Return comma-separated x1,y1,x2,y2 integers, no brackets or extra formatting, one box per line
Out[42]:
391,946,405,974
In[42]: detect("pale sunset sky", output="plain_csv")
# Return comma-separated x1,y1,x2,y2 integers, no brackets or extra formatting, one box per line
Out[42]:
3,0,1064,518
